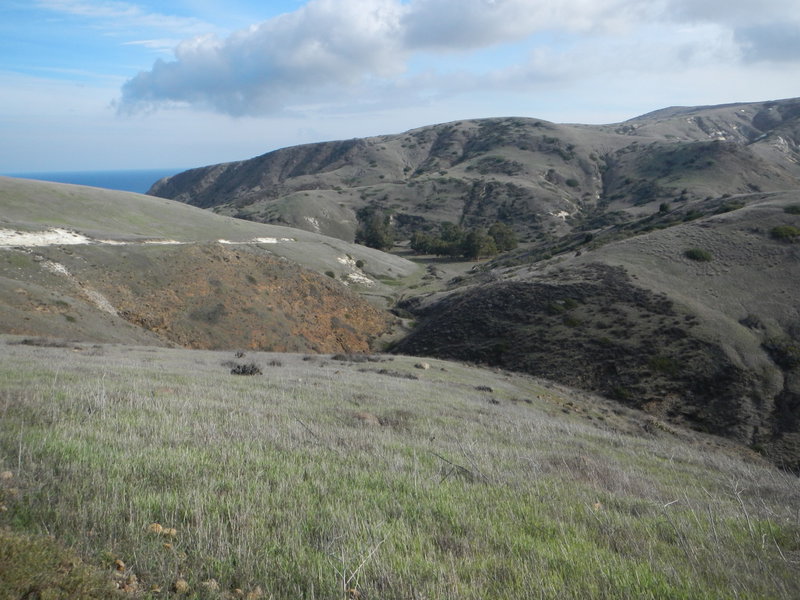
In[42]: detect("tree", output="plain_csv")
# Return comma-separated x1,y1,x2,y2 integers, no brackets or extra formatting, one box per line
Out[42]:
355,207,394,250
461,230,498,259
410,231,436,254
487,222,518,252
439,222,465,244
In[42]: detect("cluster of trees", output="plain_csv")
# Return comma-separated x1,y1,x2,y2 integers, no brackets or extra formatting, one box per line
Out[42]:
410,222,517,259
355,205,518,260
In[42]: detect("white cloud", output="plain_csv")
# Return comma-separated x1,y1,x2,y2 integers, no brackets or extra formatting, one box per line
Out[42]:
116,0,800,118
37,0,212,38
120,0,407,115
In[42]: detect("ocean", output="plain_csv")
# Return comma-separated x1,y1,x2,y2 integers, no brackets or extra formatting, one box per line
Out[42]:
3,168,185,194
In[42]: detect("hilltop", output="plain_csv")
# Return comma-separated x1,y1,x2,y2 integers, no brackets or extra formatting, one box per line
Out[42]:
149,98,800,243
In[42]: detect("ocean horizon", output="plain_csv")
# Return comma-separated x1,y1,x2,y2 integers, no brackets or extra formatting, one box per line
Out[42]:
3,168,185,194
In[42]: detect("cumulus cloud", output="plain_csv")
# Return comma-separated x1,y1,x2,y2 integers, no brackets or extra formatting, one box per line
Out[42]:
117,0,800,117
120,0,406,115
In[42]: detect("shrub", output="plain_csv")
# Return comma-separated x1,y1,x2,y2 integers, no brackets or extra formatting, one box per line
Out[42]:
230,363,262,375
770,225,800,242
684,248,713,262
784,204,800,215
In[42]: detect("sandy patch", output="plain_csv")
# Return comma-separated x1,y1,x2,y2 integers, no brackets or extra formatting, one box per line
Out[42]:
0,228,92,247
219,237,295,245
345,272,375,286
253,237,295,244
336,255,374,286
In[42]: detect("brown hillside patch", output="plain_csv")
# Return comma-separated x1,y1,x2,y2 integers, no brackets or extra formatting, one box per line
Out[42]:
103,244,394,352
14,243,394,353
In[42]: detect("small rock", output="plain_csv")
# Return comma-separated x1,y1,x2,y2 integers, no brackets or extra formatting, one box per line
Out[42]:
414,362,430,370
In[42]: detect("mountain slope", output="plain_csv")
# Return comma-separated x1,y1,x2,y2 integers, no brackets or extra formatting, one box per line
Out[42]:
149,98,800,243
0,177,419,350
146,98,800,469
394,192,800,469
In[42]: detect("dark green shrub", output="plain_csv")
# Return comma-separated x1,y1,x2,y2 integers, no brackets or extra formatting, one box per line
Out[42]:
230,363,262,375
771,225,800,242
684,248,713,261
784,204,800,215
325,271,335,278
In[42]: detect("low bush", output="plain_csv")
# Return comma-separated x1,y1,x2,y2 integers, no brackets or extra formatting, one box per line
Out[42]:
230,362,262,375
770,225,800,242
684,248,713,262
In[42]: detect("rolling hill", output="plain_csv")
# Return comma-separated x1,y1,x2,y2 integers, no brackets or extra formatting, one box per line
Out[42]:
148,98,800,244
0,176,421,352
149,98,800,470
2,99,800,598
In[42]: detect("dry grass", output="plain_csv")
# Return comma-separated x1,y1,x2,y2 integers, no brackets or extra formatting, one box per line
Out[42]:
1,336,798,599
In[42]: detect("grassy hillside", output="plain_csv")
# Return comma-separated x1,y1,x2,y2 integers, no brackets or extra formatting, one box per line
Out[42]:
0,177,424,349
1,336,798,599
394,192,800,470
149,98,800,244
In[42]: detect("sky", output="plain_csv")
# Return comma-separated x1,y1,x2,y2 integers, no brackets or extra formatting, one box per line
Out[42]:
1,0,799,173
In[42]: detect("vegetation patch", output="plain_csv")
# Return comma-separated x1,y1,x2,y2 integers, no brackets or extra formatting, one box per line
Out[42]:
684,248,713,262
230,362,262,375
770,225,800,242
0,528,118,599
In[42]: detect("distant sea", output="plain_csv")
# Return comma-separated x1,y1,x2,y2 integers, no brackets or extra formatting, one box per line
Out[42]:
3,168,184,194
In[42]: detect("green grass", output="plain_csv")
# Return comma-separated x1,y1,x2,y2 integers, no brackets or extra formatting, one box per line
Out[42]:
1,338,798,599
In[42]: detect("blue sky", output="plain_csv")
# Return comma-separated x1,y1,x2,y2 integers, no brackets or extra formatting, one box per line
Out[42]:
2,0,799,172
